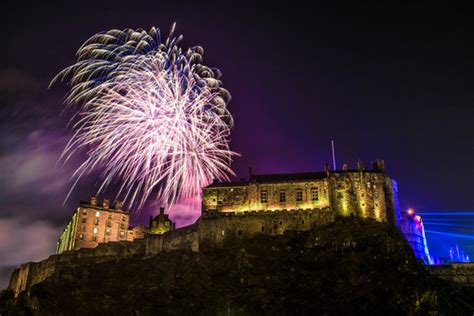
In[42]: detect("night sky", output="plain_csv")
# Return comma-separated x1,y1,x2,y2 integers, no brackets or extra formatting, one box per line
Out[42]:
1,1,473,287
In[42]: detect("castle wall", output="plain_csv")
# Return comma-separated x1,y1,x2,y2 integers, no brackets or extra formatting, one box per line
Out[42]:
146,208,335,255
428,263,474,287
8,240,146,297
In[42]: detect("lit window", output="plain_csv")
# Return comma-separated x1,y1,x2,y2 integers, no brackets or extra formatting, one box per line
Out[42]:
79,234,83,240
93,227,98,234
120,230,125,236
279,191,286,203
260,191,268,203
81,225,85,232
82,209,87,215
94,218,99,225
366,182,371,188
221,230,225,236
296,190,303,202
311,188,319,201
95,211,100,217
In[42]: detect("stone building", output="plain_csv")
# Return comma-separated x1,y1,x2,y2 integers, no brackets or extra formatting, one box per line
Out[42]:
56,197,141,254
399,209,431,264
202,160,401,226
149,207,176,234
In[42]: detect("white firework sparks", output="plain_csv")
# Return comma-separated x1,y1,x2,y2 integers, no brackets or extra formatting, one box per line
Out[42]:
54,26,237,211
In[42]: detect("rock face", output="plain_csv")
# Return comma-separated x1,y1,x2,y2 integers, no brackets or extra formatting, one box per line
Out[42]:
1,217,473,315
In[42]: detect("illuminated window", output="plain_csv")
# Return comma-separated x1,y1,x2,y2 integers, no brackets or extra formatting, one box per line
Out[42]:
296,190,303,202
95,211,100,217
221,230,225,236
93,227,98,234
366,182,371,188
120,230,125,237
279,191,286,203
81,225,85,232
311,188,319,201
260,191,268,203
82,209,87,215
79,234,83,240
94,218,99,225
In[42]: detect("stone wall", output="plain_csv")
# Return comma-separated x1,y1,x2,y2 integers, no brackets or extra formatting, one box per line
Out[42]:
8,240,145,297
146,208,335,255
428,263,474,287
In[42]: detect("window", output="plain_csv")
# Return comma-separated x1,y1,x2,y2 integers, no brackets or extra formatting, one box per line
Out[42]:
120,223,125,230
260,190,268,203
279,190,286,203
237,230,243,236
302,220,305,225
337,192,343,199
108,214,113,219
106,221,112,227
122,216,126,222
92,236,97,241
366,182,371,188
311,188,319,201
261,226,265,232
79,234,83,240
296,189,303,202
120,230,125,237
81,218,86,223
94,218,99,225
82,209,87,215
221,230,225,236
93,227,98,234
95,211,100,217
81,225,85,232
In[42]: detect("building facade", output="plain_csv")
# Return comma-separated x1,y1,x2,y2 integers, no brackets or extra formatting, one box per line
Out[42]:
400,209,432,264
57,197,135,254
149,207,176,234
203,160,400,226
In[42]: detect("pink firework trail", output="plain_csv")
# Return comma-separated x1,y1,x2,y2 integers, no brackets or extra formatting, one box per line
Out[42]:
62,54,237,210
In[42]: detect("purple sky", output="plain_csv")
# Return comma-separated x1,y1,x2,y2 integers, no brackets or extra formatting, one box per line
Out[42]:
1,2,473,287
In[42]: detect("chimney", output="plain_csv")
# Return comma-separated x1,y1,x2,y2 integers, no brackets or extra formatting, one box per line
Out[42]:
248,166,253,178
90,196,97,206
159,207,165,216
372,160,386,172
102,198,110,210
342,163,348,171
357,160,364,171
115,200,123,211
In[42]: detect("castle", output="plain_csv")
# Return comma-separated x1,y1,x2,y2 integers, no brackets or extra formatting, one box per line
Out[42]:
9,160,405,296
58,159,401,254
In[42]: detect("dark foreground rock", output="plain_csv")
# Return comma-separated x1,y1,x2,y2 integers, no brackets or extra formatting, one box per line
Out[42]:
1,217,473,315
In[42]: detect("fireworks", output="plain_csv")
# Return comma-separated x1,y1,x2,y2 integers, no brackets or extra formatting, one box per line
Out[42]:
53,24,236,210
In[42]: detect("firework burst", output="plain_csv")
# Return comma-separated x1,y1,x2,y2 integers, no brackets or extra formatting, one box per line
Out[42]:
53,24,236,211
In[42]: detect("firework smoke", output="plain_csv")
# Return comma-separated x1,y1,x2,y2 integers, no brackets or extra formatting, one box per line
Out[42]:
52,24,236,211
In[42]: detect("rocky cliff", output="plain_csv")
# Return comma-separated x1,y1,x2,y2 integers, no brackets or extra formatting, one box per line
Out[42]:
1,217,473,315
